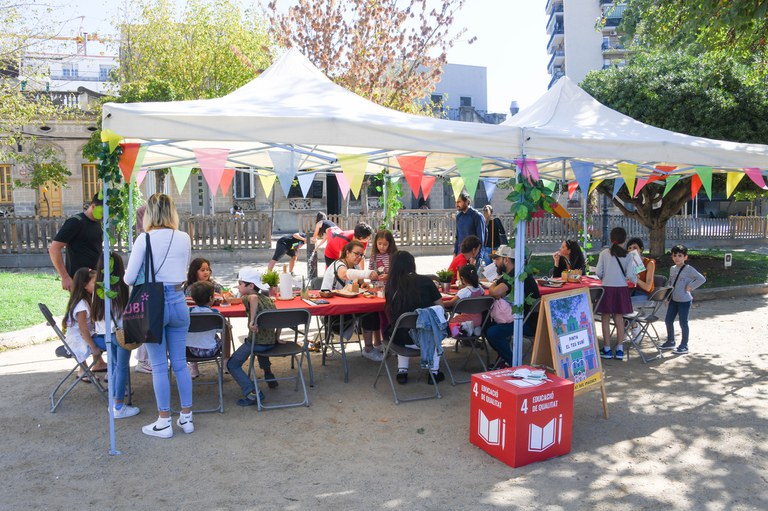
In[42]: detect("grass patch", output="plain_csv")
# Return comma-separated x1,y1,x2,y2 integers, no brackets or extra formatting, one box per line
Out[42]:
529,250,768,288
0,272,69,333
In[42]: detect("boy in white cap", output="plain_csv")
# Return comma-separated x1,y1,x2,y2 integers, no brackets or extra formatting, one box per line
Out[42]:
226,268,278,406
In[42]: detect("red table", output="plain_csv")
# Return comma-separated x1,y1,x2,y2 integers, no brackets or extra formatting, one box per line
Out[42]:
537,276,603,296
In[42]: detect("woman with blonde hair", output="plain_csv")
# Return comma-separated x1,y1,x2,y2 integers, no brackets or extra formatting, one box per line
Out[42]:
125,193,194,438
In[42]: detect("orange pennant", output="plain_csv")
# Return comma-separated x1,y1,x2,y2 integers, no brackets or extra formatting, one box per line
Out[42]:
567,181,578,199
118,143,141,183
397,156,426,199
691,174,703,199
420,175,436,200
219,168,236,195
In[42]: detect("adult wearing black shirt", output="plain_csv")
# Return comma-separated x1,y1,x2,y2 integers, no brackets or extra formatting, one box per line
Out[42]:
49,193,103,291
551,239,586,277
486,246,540,367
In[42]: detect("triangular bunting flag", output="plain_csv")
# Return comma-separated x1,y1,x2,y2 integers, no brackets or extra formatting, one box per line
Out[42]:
135,169,148,186
450,176,464,198
589,179,604,195
690,174,703,199
118,143,141,183
525,160,540,182
194,148,229,197
634,178,648,197
617,163,638,197
542,179,557,192
725,172,745,199
338,154,368,199
297,172,316,198
259,173,276,198
390,176,401,184
483,178,498,202
100,129,123,153
743,167,767,189
455,158,482,198
694,167,712,199
269,150,300,198
663,175,681,197
420,175,436,200
397,155,426,199
219,168,236,196
571,161,593,196
567,181,579,199
612,178,625,198
336,173,350,200
170,167,192,195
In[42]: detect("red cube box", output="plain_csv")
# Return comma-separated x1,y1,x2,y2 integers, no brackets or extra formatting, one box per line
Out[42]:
469,366,574,468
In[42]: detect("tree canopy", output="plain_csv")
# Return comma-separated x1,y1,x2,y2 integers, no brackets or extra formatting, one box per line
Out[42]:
264,0,470,113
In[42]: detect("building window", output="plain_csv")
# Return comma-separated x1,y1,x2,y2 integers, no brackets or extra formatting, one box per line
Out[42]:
234,169,254,199
460,96,472,107
82,164,101,201
0,165,12,204
431,94,443,106
99,65,114,81
62,63,79,78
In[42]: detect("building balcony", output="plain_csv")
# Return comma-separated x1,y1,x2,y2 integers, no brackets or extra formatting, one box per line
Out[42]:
548,69,565,89
547,53,565,74
545,0,563,16
546,28,565,54
546,14,564,35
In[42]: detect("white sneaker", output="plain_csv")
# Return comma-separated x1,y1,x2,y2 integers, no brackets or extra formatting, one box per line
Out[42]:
373,344,384,353
177,412,194,434
142,418,173,438
362,349,384,362
135,361,152,374
189,362,200,379
112,404,140,419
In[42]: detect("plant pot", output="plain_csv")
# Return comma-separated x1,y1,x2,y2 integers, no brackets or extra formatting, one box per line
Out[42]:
269,286,278,298
441,282,451,293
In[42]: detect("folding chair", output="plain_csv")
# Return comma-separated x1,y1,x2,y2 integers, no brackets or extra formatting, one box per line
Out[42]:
373,312,446,404
490,298,542,368
623,286,673,363
248,308,312,411
39,303,108,413
653,274,668,288
186,311,227,413
590,286,605,324
445,296,494,384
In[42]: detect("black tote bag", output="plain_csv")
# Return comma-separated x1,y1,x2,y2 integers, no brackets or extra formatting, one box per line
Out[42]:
123,234,165,344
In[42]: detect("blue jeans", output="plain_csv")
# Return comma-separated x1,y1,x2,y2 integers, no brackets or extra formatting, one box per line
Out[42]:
94,332,129,402
144,287,192,412
227,341,272,397
665,300,691,348
486,320,535,366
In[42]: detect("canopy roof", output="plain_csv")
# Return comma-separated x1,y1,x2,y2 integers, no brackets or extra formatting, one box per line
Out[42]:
503,77,768,180
102,49,520,175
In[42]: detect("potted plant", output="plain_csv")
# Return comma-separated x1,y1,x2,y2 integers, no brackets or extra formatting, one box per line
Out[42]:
435,269,454,293
261,269,280,297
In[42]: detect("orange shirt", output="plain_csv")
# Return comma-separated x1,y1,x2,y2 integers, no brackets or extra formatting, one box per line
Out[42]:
637,256,655,294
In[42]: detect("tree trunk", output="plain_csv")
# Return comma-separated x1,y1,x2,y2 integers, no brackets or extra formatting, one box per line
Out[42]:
649,223,666,258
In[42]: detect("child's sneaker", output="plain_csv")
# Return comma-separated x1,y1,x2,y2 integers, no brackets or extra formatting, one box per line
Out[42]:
177,412,194,434
362,348,384,362
112,404,140,419
600,347,614,359
236,390,264,406
614,348,625,361
135,360,152,374
659,340,676,351
673,346,688,355
264,371,279,389
142,417,173,438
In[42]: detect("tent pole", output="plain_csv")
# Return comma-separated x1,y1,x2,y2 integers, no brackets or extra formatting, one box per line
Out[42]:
383,171,389,229
128,184,133,251
102,177,119,456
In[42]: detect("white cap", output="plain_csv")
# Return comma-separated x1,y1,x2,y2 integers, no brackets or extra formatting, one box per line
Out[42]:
238,267,270,292
491,245,515,259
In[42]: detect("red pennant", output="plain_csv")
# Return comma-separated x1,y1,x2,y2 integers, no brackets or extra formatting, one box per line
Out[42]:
397,156,426,199
219,168,236,195
691,174,703,199
118,143,141,183
655,165,677,173
420,175,436,200
634,178,648,197
568,181,579,199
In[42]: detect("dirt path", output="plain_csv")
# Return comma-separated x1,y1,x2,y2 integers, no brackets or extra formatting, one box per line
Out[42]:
0,296,766,510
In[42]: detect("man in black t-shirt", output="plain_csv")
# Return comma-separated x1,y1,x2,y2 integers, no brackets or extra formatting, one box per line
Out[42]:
267,232,306,274
49,193,103,290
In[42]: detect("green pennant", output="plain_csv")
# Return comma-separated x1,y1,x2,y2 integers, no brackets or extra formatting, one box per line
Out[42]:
695,166,713,200
663,175,681,197
171,167,192,194
454,158,482,199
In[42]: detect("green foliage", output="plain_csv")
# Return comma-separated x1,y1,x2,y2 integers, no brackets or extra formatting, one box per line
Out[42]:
12,148,71,190
0,272,69,333
381,174,404,230
261,270,280,288
435,269,454,283
504,172,558,227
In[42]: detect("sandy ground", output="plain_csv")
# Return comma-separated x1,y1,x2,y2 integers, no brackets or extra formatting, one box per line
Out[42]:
1,289,767,510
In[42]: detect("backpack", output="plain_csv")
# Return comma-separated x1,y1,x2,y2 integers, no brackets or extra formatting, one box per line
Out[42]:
490,297,514,324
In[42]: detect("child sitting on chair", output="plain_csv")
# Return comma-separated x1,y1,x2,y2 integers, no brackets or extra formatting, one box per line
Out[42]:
226,268,278,406
186,281,223,379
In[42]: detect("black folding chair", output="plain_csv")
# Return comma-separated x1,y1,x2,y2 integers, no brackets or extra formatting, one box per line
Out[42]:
445,295,495,384
185,311,227,413
39,303,108,413
623,286,673,363
248,308,312,411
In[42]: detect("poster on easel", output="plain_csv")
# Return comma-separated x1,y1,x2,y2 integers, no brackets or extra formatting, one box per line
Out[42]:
531,287,609,419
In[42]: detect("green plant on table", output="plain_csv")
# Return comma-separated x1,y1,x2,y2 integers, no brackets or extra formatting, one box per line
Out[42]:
435,269,454,283
261,270,280,288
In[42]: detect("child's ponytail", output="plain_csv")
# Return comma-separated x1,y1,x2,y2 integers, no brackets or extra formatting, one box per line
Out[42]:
608,227,628,258
460,264,480,289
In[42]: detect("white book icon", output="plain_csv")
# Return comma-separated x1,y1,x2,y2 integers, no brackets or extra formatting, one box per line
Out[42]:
528,418,558,452
478,410,504,447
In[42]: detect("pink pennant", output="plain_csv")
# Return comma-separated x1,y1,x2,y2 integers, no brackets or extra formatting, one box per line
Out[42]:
525,160,540,182
744,168,767,189
219,168,236,195
135,169,148,186
634,178,648,197
420,175,436,200
336,173,350,199
690,174,703,199
397,156,426,199
194,148,230,197
568,181,578,199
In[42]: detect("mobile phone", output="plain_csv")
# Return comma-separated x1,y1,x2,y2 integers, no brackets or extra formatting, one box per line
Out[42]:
315,299,329,304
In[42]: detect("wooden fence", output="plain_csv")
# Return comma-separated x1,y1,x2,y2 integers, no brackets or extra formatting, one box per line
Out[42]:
1,212,765,254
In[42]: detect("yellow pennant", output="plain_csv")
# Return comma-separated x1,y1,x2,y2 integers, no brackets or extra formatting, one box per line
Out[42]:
589,179,604,195
725,171,745,199
617,163,637,197
450,176,465,198
100,129,123,154
338,154,368,200
259,173,277,198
